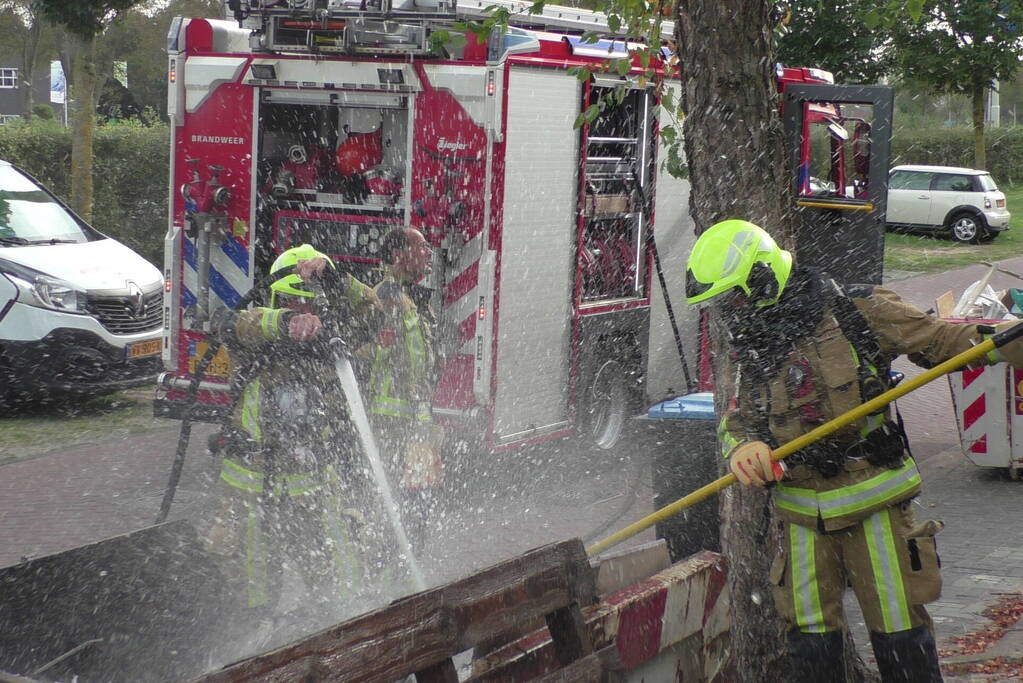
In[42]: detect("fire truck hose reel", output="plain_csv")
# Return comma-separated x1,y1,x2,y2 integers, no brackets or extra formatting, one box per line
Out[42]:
586,325,1023,557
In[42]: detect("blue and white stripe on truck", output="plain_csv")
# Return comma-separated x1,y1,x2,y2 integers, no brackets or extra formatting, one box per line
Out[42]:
182,234,250,310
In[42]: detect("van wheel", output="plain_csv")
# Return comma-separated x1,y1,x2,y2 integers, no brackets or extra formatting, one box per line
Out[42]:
583,358,628,450
949,212,984,243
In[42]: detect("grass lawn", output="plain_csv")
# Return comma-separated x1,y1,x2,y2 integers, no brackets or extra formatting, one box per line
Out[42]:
0,386,175,464
884,184,1023,278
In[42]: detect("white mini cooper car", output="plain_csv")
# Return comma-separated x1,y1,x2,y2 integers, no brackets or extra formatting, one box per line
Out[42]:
886,165,1011,242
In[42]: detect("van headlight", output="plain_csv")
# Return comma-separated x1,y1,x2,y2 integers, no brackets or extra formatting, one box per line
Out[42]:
0,263,87,314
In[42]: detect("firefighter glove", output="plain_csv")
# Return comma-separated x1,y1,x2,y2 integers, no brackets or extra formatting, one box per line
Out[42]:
401,441,443,490
728,440,783,487
288,312,322,340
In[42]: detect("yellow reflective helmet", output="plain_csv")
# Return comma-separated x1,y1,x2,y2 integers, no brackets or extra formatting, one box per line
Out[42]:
269,243,333,307
685,220,792,306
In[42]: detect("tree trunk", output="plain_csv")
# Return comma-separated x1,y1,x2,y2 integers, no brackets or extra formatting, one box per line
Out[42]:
69,33,96,222
675,2,790,681
19,15,42,119
675,1,789,243
971,82,986,170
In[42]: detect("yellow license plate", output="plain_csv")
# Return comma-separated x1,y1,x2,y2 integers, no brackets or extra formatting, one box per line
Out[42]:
188,342,231,377
129,339,162,359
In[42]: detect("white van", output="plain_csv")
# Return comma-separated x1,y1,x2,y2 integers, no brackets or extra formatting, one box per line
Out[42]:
0,159,163,403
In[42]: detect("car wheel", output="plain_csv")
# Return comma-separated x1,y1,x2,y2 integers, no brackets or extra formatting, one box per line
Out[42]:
949,212,983,243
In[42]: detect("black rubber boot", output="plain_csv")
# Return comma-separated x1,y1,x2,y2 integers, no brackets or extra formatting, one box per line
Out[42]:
869,626,944,682
786,629,846,683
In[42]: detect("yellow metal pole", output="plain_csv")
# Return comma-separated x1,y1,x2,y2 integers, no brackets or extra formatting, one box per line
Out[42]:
587,334,1005,556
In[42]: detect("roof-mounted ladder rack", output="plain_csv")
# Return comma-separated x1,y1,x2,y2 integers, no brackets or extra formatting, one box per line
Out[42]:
234,0,672,39
456,0,673,36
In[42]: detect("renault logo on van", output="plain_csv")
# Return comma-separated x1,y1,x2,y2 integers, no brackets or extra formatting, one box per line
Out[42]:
126,281,145,317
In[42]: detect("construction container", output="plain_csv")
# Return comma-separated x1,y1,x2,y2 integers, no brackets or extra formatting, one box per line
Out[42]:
633,392,721,562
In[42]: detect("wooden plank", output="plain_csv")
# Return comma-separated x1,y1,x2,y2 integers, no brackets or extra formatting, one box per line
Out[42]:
545,603,593,665
470,551,728,682
592,539,670,596
196,539,595,682
935,291,955,318
415,658,459,683
534,645,624,683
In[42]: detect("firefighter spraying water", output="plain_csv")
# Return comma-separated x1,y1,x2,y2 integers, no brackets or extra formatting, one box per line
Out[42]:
0,1,924,679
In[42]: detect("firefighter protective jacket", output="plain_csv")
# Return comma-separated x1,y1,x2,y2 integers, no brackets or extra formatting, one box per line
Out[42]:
365,274,437,424
219,272,378,487
721,283,1023,532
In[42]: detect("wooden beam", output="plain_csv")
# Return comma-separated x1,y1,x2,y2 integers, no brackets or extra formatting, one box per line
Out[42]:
545,603,593,665
415,658,459,683
196,539,595,682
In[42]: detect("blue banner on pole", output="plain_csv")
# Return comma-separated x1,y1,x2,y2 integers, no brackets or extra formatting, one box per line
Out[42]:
50,60,65,105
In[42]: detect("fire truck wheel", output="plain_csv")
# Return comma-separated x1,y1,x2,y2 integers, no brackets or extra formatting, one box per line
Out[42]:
584,358,629,450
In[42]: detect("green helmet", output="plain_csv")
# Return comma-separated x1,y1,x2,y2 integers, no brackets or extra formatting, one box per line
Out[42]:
685,220,792,307
269,243,333,307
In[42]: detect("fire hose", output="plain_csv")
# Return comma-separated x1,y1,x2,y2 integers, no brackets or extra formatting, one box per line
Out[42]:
155,265,296,525
586,320,1023,556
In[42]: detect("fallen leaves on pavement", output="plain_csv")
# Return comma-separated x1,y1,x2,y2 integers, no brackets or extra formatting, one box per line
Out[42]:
939,593,1023,680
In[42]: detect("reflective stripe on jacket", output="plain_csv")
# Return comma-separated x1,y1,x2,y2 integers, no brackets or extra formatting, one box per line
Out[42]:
219,457,338,498
774,456,922,529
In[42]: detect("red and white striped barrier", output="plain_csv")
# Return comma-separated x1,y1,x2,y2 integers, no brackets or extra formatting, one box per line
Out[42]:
947,362,1023,474
472,550,730,682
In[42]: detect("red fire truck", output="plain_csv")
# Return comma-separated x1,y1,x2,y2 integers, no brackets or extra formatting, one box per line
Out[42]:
156,0,892,455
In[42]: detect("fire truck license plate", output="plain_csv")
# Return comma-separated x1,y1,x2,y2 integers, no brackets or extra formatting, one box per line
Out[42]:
128,339,161,359
188,342,231,377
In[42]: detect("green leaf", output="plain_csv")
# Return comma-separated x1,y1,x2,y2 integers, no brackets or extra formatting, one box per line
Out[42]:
660,87,674,110
906,0,924,22
569,65,593,82
574,103,603,128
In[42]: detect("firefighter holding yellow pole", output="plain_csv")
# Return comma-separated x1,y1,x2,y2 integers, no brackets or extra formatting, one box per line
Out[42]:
608,220,1023,682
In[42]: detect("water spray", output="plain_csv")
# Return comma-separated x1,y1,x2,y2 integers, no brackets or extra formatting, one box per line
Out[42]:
332,340,427,591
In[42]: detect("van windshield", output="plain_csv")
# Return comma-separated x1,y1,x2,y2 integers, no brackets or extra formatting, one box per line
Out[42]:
0,165,93,245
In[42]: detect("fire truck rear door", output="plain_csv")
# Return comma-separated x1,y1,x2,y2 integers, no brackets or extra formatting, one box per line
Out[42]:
782,83,894,285
492,67,581,444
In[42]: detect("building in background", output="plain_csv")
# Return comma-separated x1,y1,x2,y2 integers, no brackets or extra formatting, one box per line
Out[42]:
0,54,67,125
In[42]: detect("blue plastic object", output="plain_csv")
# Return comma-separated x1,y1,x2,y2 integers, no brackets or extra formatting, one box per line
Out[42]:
646,392,716,421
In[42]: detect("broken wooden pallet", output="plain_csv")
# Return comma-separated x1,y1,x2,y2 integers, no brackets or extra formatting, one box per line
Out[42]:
196,538,598,682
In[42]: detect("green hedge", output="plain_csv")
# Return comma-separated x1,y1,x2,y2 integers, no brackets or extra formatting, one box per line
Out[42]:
0,119,169,266
892,125,1023,186
1,118,1021,269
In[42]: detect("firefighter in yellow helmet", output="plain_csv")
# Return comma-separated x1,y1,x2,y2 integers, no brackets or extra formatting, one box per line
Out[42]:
687,220,1023,682
203,243,379,641
362,227,442,550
